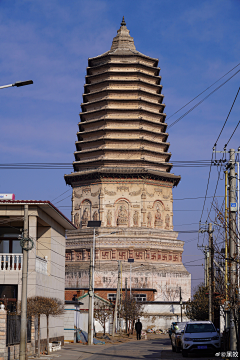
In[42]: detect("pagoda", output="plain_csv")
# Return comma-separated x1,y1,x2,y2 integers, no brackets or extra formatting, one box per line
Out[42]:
64,18,191,302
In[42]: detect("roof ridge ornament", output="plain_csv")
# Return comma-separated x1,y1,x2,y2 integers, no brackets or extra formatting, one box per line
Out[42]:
121,16,126,26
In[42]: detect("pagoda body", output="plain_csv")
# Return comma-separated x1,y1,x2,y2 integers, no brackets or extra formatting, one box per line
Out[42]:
65,19,191,302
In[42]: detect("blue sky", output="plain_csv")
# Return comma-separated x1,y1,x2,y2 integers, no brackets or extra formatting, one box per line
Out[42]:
0,0,240,293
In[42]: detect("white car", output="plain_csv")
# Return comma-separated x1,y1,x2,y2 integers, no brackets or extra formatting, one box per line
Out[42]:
181,321,220,357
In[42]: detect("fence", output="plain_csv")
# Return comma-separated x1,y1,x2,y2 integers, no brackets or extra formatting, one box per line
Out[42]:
6,314,31,346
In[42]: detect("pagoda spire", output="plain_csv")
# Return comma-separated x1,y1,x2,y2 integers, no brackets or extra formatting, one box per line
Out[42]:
121,16,126,26
111,16,136,51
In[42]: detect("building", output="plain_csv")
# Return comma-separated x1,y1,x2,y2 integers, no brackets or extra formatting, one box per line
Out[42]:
64,18,191,310
0,200,76,347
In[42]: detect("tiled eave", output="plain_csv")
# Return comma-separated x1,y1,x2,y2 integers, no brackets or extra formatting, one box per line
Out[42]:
64,167,181,186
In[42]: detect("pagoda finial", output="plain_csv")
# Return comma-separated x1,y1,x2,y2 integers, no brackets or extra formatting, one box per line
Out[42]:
121,16,126,26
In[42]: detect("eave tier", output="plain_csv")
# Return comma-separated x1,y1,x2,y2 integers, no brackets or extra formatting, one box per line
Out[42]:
82,89,164,104
81,98,166,114
64,167,181,187
86,62,160,77
78,118,168,134
75,138,170,153
79,108,166,122
84,80,163,94
76,129,169,144
85,70,161,86
88,54,159,68
72,156,172,173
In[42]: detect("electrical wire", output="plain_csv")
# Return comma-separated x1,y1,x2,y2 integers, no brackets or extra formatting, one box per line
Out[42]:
168,68,240,129
214,87,240,146
167,63,240,121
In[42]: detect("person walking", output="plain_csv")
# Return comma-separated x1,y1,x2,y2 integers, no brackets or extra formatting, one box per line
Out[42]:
135,319,142,340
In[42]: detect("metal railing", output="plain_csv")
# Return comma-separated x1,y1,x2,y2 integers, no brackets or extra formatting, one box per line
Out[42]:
0,254,23,271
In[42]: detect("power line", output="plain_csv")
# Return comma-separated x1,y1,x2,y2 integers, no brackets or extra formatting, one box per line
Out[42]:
167,63,240,121
214,86,240,146
168,68,240,129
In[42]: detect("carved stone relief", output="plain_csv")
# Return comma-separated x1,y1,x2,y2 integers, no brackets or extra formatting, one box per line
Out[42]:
81,200,91,227
74,212,80,228
147,212,152,227
117,186,129,192
74,190,82,199
165,213,170,229
104,188,116,196
117,204,128,226
107,210,112,226
129,189,141,196
133,211,139,226
93,211,98,221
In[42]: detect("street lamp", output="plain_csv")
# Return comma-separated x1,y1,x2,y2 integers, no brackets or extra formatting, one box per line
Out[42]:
0,80,33,90
86,221,123,345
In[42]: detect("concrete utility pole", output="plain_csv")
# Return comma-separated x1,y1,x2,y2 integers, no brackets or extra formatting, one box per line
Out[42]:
229,149,237,351
125,277,128,333
204,245,208,287
20,205,28,360
113,261,121,336
208,223,213,322
88,247,93,345
179,287,183,322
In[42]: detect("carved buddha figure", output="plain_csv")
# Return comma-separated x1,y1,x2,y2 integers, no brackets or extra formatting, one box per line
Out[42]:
74,212,80,228
117,205,128,226
165,213,170,229
81,207,89,226
93,211,98,221
133,211,138,226
154,207,163,227
107,210,112,226
147,212,152,227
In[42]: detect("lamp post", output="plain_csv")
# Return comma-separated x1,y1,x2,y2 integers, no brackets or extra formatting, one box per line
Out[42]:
0,80,33,90
86,223,123,344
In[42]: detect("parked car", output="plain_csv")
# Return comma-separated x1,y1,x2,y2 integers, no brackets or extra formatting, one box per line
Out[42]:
181,321,220,357
171,322,188,353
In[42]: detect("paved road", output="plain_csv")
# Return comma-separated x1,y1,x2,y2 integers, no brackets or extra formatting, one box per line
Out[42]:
51,337,220,360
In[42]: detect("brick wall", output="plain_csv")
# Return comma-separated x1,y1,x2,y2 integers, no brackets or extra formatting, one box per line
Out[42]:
0,306,35,360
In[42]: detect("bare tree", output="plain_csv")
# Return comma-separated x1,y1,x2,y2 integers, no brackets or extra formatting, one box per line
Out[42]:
40,297,64,355
94,301,111,335
121,294,144,334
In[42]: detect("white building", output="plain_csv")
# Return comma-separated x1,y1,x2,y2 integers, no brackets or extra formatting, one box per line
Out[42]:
0,200,76,349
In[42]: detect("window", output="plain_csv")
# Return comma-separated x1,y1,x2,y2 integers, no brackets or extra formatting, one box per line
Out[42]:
107,293,116,301
133,294,146,302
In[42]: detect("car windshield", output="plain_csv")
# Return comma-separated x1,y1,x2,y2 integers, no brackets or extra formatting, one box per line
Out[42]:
175,322,187,332
185,323,215,333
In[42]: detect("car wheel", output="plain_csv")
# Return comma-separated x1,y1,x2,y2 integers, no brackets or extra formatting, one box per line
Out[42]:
172,344,176,352
182,349,188,357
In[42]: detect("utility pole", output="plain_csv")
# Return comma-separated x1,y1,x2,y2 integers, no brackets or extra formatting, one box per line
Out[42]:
119,261,122,334
229,149,237,351
208,223,213,323
204,245,208,286
20,205,28,360
88,247,93,345
179,287,182,322
125,277,128,333
113,261,121,337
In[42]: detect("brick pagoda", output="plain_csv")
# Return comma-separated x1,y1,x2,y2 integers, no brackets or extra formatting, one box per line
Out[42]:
64,17,191,302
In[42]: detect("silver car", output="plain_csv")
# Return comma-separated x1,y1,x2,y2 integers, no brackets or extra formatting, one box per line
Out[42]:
181,321,220,357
